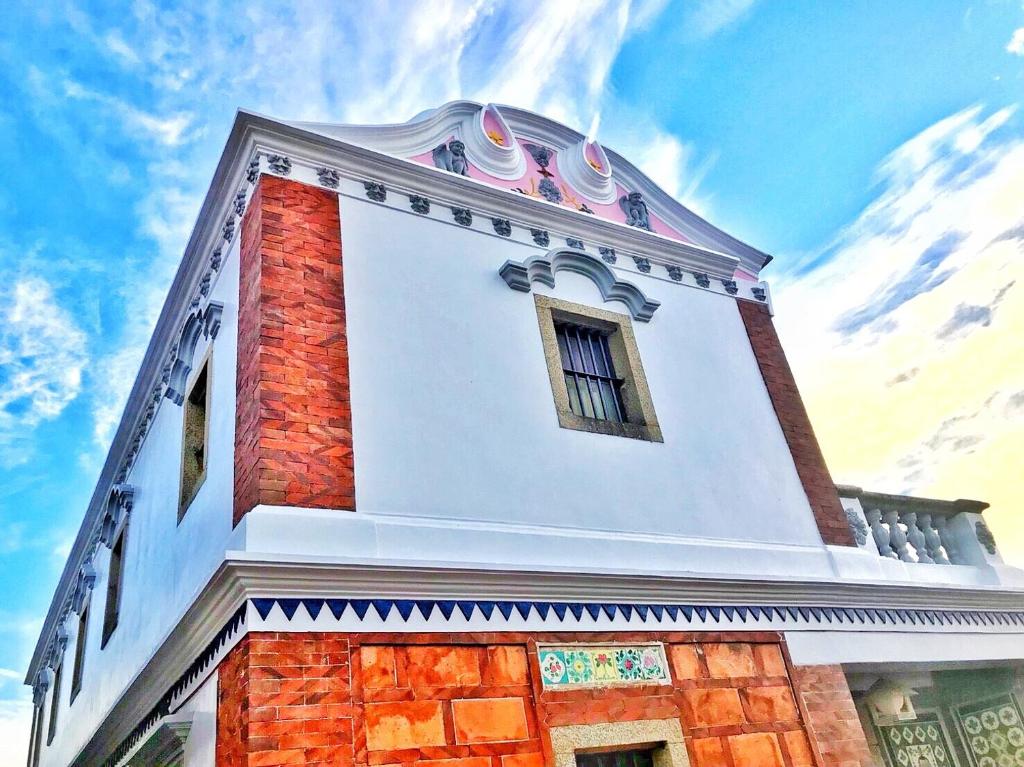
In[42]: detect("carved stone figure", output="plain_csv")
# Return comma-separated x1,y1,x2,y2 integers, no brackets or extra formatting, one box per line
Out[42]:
633,256,651,274
492,218,512,237
409,195,430,214
566,237,584,250
752,286,767,301
364,182,386,202
666,265,682,281
531,229,549,247
523,143,554,176
619,191,652,231
845,508,869,546
266,154,291,175
246,157,261,184
316,167,341,189
692,272,711,288
432,140,470,176
721,279,739,295
976,520,997,554
599,247,616,264
452,206,472,226
538,178,562,203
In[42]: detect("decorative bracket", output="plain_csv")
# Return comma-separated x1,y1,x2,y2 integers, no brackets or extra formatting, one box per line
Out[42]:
101,484,136,547
499,248,660,322
164,301,224,406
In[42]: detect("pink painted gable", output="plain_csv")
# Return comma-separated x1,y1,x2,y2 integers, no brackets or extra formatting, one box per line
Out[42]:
410,137,689,243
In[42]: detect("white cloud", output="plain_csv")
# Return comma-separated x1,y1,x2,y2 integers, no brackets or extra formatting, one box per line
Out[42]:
1007,27,1024,56
103,29,141,65
62,78,194,146
0,277,89,467
688,0,759,38
772,103,1024,560
0,698,30,767
626,127,716,216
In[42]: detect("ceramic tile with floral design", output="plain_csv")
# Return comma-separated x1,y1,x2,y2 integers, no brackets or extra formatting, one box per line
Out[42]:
537,644,670,688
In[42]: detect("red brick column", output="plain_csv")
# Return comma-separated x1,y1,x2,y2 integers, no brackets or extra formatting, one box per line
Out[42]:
790,664,873,767
737,301,854,547
216,633,355,767
234,176,355,525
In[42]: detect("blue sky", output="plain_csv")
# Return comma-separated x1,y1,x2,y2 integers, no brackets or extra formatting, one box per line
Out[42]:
1,0,1023,759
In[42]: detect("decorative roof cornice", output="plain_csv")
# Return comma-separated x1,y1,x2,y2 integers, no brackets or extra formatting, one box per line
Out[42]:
291,101,774,275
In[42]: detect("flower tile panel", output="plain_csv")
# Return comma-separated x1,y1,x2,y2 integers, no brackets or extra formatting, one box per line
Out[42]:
877,712,954,767
537,643,670,688
956,694,1024,767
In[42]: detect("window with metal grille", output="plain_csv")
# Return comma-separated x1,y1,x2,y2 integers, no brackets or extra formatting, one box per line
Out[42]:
576,749,655,767
555,322,627,423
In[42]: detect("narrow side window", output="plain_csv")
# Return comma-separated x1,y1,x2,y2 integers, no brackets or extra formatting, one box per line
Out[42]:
46,662,61,745
70,603,88,702
179,357,211,518
101,526,126,647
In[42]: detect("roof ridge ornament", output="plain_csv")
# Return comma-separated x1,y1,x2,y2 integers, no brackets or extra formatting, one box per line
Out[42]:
561,138,616,204
498,248,660,322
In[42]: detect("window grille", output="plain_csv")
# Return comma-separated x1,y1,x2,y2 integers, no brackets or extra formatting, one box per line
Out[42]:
555,322,627,423
576,749,655,767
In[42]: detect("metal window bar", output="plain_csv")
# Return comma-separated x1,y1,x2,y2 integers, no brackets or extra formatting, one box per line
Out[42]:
555,323,627,423
576,750,655,767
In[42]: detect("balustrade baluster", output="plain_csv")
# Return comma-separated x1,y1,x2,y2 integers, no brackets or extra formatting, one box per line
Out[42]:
867,509,897,559
919,513,950,565
903,512,933,563
934,516,959,564
884,510,915,562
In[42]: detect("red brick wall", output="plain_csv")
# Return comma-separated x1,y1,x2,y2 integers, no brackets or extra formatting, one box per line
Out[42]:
737,301,854,547
217,633,354,767
234,176,354,525
216,631,839,767
790,665,873,767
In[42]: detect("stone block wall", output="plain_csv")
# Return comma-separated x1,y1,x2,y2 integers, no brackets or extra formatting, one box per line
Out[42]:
216,631,872,767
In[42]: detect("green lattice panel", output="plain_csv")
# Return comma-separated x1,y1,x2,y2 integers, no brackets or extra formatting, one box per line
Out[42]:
879,712,955,767
957,694,1024,767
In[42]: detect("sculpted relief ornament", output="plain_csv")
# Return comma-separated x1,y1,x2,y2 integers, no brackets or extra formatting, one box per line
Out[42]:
619,191,653,231
432,140,470,176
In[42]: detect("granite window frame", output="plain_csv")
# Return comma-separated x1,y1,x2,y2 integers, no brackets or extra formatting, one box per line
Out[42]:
178,352,212,521
69,600,89,704
101,524,127,648
46,660,62,745
549,719,688,767
535,294,662,442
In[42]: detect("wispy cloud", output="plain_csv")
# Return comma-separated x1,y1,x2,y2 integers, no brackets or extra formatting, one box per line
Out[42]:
773,103,1024,560
1007,27,1024,56
0,277,88,468
687,0,759,38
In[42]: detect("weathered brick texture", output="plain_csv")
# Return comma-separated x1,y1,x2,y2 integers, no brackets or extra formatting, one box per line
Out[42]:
790,664,873,767
738,301,855,546
218,631,830,767
234,176,354,524
217,633,354,767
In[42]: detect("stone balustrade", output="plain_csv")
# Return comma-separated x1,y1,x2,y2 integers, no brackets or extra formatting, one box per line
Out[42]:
837,486,999,567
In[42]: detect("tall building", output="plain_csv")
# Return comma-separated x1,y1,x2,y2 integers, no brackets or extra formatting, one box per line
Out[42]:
23,102,1024,767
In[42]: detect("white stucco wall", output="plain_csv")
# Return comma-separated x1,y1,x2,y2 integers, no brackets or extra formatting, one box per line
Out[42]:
38,242,239,767
340,195,822,548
